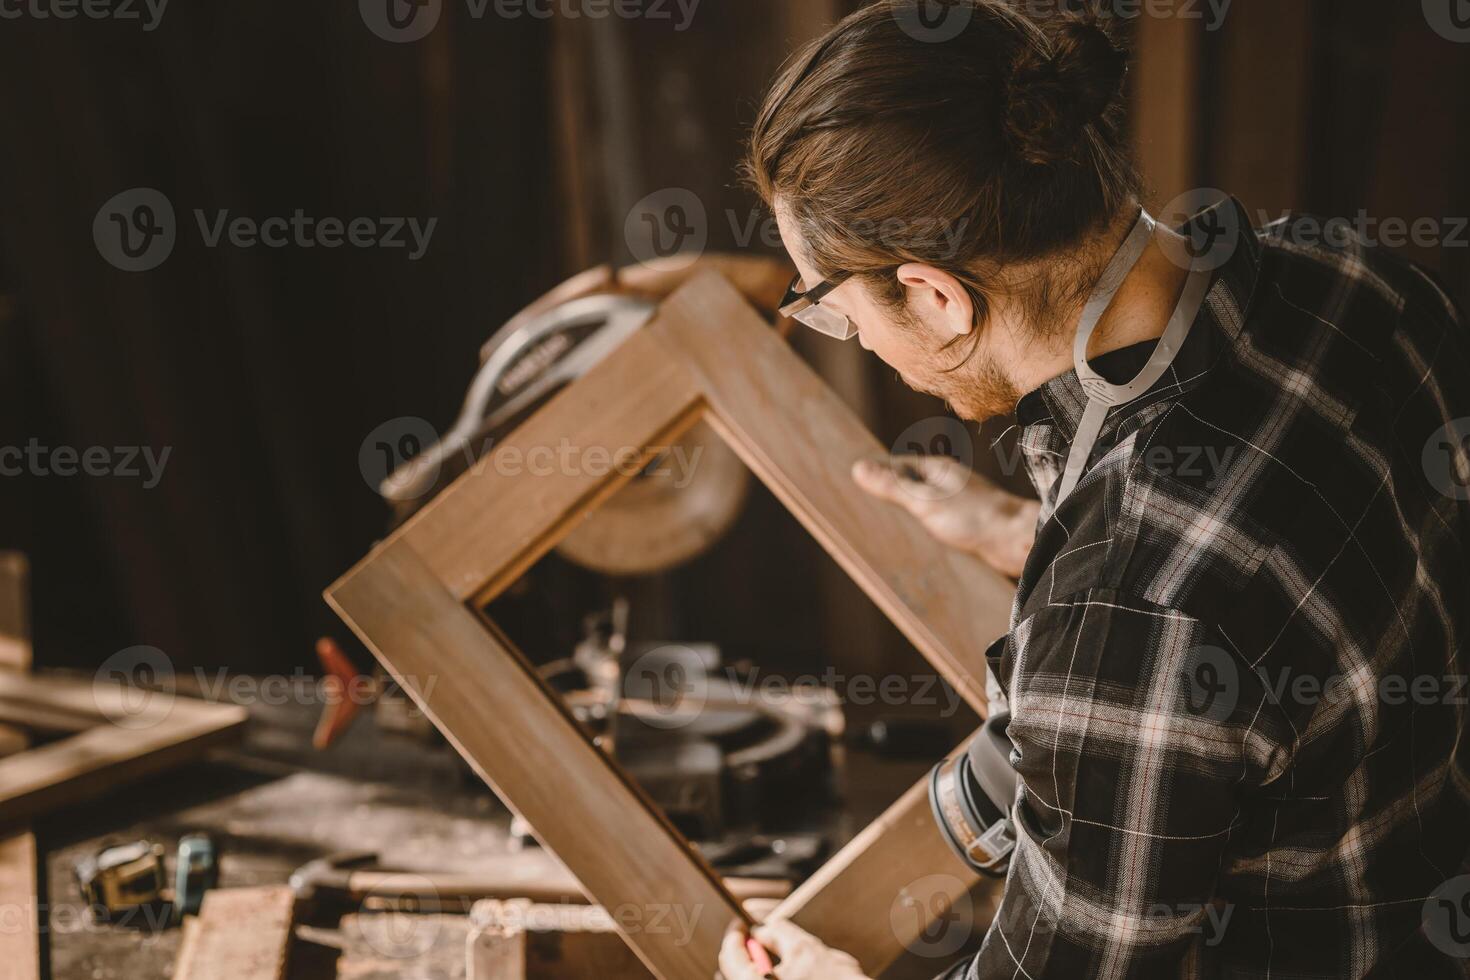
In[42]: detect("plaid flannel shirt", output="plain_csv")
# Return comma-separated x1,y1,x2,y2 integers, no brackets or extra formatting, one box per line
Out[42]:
942,199,1470,979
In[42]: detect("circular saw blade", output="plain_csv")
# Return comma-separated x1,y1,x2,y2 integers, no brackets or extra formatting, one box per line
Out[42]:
555,419,749,576
381,290,749,574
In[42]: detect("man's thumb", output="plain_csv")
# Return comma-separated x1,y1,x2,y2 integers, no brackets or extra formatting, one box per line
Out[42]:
852,457,910,506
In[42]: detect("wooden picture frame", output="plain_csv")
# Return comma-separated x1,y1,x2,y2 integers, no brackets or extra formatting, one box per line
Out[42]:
326,271,1014,978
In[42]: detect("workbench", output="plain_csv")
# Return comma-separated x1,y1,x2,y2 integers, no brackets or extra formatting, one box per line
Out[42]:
39,682,982,979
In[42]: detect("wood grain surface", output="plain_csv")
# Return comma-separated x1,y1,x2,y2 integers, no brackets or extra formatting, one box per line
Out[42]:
327,272,1019,978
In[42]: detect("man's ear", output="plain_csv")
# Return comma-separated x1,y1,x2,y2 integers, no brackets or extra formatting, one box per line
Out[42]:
896,263,973,338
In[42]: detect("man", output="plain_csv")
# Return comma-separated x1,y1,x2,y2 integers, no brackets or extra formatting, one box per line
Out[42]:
719,2,1470,977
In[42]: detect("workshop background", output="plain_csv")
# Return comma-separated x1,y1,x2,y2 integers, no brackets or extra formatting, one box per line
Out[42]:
2,0,1470,977
0,1,1466,681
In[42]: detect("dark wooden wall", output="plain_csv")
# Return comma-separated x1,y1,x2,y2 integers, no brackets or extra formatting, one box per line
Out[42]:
0,0,1465,687
1137,0,1470,303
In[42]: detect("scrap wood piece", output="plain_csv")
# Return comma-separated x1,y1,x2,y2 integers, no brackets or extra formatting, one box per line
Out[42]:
335,864,789,908
0,724,28,760
0,831,40,980
171,886,296,980
0,553,29,673
467,899,651,980
0,552,39,980
0,672,248,827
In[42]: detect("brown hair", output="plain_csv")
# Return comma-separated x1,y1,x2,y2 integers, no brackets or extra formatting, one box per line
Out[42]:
745,0,1137,334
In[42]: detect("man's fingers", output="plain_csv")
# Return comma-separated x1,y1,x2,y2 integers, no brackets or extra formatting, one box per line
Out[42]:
853,455,971,507
904,453,974,495
752,918,814,957
718,921,762,980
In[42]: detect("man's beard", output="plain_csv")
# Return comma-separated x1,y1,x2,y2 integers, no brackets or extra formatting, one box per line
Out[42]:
921,346,1019,423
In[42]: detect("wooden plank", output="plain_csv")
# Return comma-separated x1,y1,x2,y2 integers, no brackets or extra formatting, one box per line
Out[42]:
0,700,96,735
648,271,1012,712
366,258,791,607
0,726,28,759
0,675,247,827
327,273,1017,978
467,900,653,980
0,831,40,980
172,916,202,977
0,670,241,724
0,553,28,672
0,552,39,980
641,274,1011,968
171,886,296,980
777,751,1002,976
336,863,788,908
387,326,704,604
327,540,741,980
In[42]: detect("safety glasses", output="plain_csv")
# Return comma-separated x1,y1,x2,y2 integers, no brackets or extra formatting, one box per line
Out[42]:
778,271,857,341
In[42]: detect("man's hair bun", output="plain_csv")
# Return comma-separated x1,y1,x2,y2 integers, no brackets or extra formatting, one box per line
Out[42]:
1003,18,1129,167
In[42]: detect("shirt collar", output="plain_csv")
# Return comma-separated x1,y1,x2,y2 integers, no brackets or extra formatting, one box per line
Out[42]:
1014,196,1263,453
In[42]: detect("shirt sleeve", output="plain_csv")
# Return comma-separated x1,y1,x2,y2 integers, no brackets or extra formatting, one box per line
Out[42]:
939,590,1291,979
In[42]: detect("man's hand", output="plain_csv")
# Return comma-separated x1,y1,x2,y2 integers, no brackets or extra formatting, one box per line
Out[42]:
852,454,1040,578
718,920,871,980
